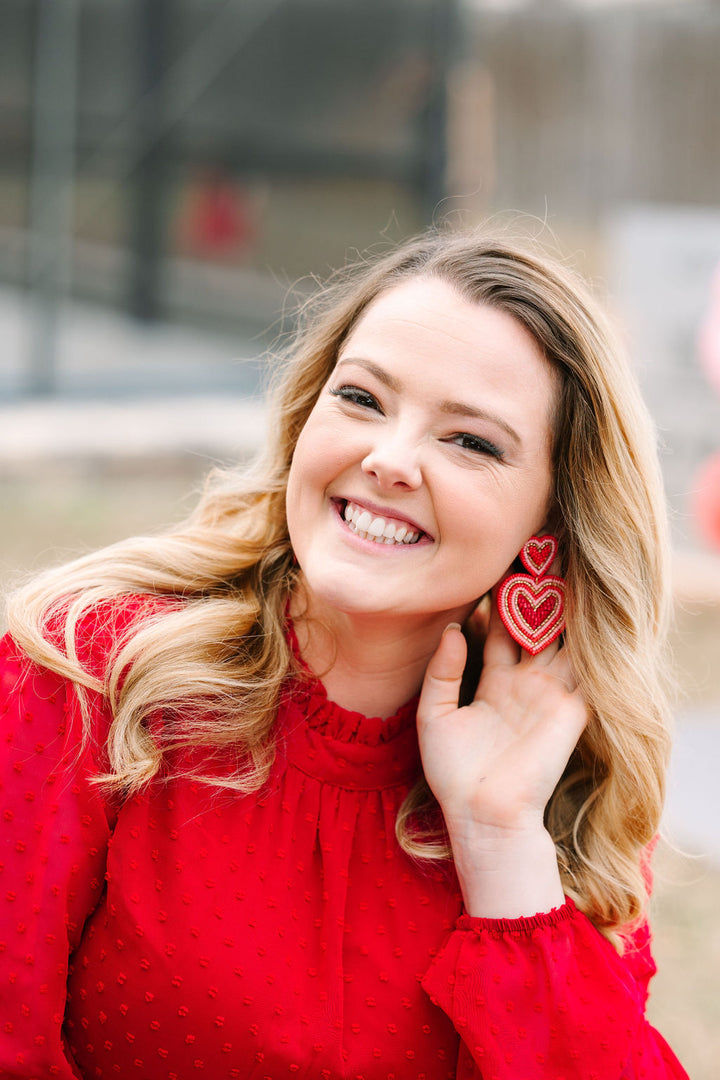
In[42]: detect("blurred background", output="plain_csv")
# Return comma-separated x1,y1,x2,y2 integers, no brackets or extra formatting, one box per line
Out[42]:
1,0,719,1073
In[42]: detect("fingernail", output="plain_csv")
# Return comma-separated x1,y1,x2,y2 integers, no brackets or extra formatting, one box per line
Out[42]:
444,622,462,633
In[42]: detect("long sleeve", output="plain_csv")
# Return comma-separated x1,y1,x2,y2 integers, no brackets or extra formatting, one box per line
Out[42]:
421,899,689,1080
0,634,115,1078
0,610,690,1079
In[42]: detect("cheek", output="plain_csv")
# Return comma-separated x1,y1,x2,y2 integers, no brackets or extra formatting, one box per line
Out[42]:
444,479,551,570
292,409,360,487
286,416,340,525
288,414,325,485
285,439,312,537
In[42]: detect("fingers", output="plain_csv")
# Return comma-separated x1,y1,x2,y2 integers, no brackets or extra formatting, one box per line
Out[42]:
485,583,562,667
417,623,467,723
482,588,521,668
482,586,579,688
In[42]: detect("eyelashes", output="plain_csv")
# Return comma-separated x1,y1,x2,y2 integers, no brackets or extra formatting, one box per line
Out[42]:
449,433,505,460
329,385,381,411
328,383,505,461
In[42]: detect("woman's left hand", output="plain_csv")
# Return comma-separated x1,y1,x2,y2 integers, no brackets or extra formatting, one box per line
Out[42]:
416,595,589,915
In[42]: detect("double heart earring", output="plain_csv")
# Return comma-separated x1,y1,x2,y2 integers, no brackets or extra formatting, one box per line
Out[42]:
496,534,566,655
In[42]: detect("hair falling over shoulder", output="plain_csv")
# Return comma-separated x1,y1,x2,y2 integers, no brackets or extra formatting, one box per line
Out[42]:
6,223,675,947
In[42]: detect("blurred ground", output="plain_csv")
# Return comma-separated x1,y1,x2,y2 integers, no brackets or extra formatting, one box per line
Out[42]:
1,292,719,1078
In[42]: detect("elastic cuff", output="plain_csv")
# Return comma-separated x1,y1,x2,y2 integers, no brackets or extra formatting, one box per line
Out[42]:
455,896,578,936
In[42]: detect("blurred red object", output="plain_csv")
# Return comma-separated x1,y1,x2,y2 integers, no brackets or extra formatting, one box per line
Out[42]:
692,451,720,550
185,169,255,258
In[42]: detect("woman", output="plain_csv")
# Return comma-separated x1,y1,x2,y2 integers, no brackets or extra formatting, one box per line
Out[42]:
0,228,687,1078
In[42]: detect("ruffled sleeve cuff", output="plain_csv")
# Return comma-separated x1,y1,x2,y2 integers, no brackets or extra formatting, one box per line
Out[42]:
453,896,578,936
421,896,688,1079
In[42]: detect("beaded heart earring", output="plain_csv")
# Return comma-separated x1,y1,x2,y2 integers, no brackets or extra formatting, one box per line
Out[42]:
496,534,566,655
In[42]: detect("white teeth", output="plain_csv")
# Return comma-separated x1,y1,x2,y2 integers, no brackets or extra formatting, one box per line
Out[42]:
340,501,423,545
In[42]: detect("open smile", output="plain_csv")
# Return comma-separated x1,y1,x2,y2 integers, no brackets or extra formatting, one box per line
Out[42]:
334,498,431,545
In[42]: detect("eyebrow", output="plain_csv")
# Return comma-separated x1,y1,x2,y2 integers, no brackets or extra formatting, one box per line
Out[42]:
335,355,522,446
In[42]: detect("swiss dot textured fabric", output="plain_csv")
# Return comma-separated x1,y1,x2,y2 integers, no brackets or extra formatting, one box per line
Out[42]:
0,602,689,1079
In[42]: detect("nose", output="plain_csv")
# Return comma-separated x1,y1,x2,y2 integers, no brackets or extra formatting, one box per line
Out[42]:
360,426,423,490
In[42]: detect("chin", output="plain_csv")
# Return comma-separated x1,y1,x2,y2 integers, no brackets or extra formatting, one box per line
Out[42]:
310,586,396,620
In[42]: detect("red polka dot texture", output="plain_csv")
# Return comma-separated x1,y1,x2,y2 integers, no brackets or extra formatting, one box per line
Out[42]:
0,606,688,1078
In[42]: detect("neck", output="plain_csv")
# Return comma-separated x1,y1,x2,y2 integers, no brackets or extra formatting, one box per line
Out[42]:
290,587,471,718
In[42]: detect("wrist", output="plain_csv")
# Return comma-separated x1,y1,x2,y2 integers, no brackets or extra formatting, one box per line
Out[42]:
448,824,565,919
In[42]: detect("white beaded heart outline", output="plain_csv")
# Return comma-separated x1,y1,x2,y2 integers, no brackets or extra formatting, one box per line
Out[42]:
497,534,566,655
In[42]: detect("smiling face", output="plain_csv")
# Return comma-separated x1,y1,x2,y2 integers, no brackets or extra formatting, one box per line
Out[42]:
285,276,559,632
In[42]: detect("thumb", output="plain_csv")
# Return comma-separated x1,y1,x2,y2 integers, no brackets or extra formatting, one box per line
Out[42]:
417,624,467,725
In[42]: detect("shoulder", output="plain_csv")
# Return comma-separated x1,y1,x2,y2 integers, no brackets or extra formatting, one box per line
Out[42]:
2,592,181,722
1,594,179,771
44,592,184,682
0,626,121,832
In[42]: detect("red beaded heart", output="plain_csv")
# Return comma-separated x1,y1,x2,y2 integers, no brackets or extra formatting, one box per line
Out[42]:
519,534,558,578
496,534,565,654
497,574,566,655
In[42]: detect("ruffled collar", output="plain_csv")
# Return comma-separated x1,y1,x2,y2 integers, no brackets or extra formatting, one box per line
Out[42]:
292,670,419,747
277,621,421,790
284,620,419,747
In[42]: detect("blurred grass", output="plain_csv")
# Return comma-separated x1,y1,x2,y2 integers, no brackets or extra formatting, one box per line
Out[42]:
1,464,718,1078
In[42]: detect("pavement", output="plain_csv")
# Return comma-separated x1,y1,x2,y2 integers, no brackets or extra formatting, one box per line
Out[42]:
0,393,267,474
1,287,719,863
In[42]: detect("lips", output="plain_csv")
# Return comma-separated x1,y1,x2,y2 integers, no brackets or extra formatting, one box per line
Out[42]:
336,499,430,545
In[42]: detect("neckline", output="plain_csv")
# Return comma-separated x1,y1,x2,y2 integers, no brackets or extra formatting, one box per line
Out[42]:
278,621,422,790
284,618,419,747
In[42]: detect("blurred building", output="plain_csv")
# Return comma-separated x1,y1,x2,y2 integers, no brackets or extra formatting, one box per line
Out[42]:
3,1,720,324
1,0,720,542
1,0,456,334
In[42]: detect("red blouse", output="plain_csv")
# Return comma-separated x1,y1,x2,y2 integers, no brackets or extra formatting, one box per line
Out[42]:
0,604,688,1079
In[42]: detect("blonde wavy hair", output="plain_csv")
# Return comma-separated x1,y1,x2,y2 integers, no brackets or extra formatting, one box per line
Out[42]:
8,226,673,943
